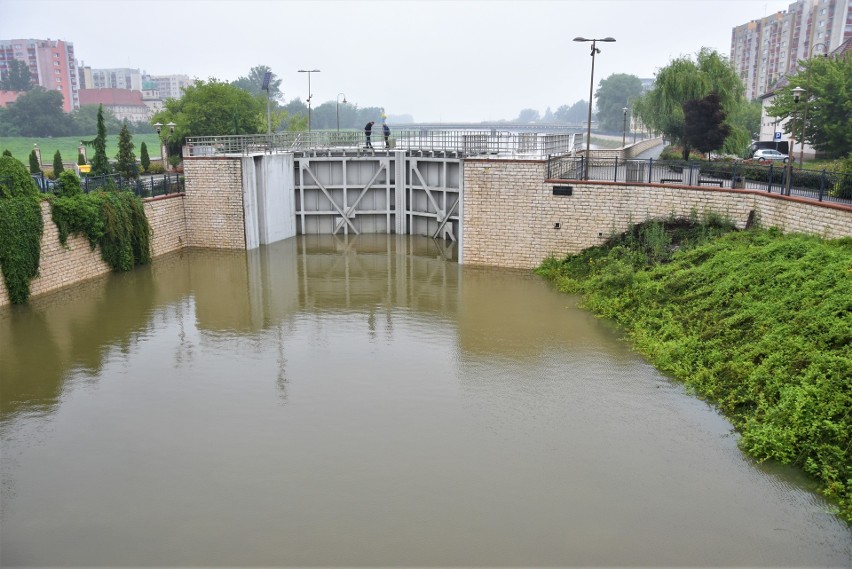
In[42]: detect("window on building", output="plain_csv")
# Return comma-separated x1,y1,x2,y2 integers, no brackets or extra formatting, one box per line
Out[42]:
53,61,59,66
55,77,61,83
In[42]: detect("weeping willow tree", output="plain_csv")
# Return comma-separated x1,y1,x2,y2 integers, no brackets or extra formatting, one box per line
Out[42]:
635,48,747,159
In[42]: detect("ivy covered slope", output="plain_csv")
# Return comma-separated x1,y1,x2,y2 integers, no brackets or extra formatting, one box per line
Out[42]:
0,155,43,304
537,215,852,522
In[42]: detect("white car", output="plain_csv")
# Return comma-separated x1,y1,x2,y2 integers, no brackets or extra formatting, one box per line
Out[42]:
753,149,790,163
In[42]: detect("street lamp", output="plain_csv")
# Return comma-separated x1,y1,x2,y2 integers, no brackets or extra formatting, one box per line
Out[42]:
574,36,616,180
298,69,320,132
799,43,826,166
622,107,628,147
785,86,805,196
262,71,272,137
336,93,347,133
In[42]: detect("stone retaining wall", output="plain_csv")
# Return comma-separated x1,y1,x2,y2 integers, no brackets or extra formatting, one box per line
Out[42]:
0,194,186,308
462,159,852,269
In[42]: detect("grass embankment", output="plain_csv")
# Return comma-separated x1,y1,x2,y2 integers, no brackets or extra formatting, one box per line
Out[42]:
536,215,852,522
0,135,163,164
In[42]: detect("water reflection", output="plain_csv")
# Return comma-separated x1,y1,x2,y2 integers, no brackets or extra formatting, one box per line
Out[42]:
1,235,850,567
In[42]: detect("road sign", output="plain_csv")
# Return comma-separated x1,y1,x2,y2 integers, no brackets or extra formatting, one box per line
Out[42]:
774,131,782,141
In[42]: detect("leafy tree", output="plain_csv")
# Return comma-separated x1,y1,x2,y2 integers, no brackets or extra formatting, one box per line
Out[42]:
82,105,110,176
2,150,11,157
554,100,588,123
516,108,540,123
28,149,40,174
766,53,852,158
541,107,554,122
140,142,150,173
52,150,64,175
231,65,283,99
2,87,72,137
682,93,731,157
71,104,122,136
636,48,745,159
0,59,33,91
115,123,137,179
77,151,86,165
595,73,643,132
152,78,265,145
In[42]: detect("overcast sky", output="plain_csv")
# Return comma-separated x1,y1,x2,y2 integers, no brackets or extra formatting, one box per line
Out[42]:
2,0,792,122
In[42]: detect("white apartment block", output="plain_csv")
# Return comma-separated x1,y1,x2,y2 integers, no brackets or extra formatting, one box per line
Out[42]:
148,74,192,100
731,0,851,100
79,66,143,91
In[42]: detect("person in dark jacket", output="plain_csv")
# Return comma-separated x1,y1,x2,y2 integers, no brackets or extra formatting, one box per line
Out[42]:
364,121,375,148
383,123,391,148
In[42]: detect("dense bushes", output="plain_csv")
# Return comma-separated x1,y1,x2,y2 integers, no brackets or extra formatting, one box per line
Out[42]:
537,216,852,521
0,155,43,304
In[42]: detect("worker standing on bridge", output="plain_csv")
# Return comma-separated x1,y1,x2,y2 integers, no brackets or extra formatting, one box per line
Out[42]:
383,123,391,148
364,121,375,148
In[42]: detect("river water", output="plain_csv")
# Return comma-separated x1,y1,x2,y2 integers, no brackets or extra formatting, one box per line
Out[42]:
1,235,849,567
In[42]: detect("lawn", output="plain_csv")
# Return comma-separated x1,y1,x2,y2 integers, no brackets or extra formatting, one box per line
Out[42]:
0,134,163,166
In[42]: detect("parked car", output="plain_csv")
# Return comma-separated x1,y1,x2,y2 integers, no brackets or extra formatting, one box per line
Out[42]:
753,149,790,163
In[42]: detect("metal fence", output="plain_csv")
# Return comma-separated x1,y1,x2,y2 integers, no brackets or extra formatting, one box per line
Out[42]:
31,172,184,199
548,157,852,205
186,130,583,159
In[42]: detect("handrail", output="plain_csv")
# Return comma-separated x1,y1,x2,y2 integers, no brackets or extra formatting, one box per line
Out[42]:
185,129,583,160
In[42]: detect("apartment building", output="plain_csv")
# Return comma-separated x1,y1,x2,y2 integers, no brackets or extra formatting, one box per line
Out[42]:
148,74,192,100
78,65,143,91
731,0,851,100
0,38,79,111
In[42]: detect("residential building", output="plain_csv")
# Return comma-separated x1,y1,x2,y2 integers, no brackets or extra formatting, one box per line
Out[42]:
78,65,142,91
147,74,191,100
78,88,151,123
731,0,851,101
757,38,851,161
0,38,79,111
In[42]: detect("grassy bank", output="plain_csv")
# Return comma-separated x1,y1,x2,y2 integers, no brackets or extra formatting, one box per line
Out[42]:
0,135,163,165
536,216,852,522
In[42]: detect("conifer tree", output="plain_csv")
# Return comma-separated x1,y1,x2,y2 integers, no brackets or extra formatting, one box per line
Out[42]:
140,141,150,173
115,122,137,179
28,149,40,173
52,150,65,175
82,104,110,175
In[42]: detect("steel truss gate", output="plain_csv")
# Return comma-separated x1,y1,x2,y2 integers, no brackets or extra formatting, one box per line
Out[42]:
294,152,462,242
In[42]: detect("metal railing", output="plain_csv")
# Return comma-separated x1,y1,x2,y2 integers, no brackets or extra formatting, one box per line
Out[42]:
32,172,184,199
186,130,583,160
547,157,852,205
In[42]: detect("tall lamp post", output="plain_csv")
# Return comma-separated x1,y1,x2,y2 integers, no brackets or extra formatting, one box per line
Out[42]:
336,93,347,132
799,43,826,167
262,71,272,137
622,107,628,147
785,86,805,196
298,69,320,132
574,36,616,180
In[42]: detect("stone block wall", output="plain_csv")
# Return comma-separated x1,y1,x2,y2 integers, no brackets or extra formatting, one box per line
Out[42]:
0,194,186,308
147,194,188,257
463,159,852,269
183,157,246,249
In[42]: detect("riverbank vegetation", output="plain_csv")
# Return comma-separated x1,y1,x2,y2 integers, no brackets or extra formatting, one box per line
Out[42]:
536,214,851,522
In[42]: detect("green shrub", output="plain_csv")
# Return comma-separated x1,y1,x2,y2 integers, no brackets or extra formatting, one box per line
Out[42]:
0,154,43,304
147,162,166,174
56,170,83,198
0,154,39,198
